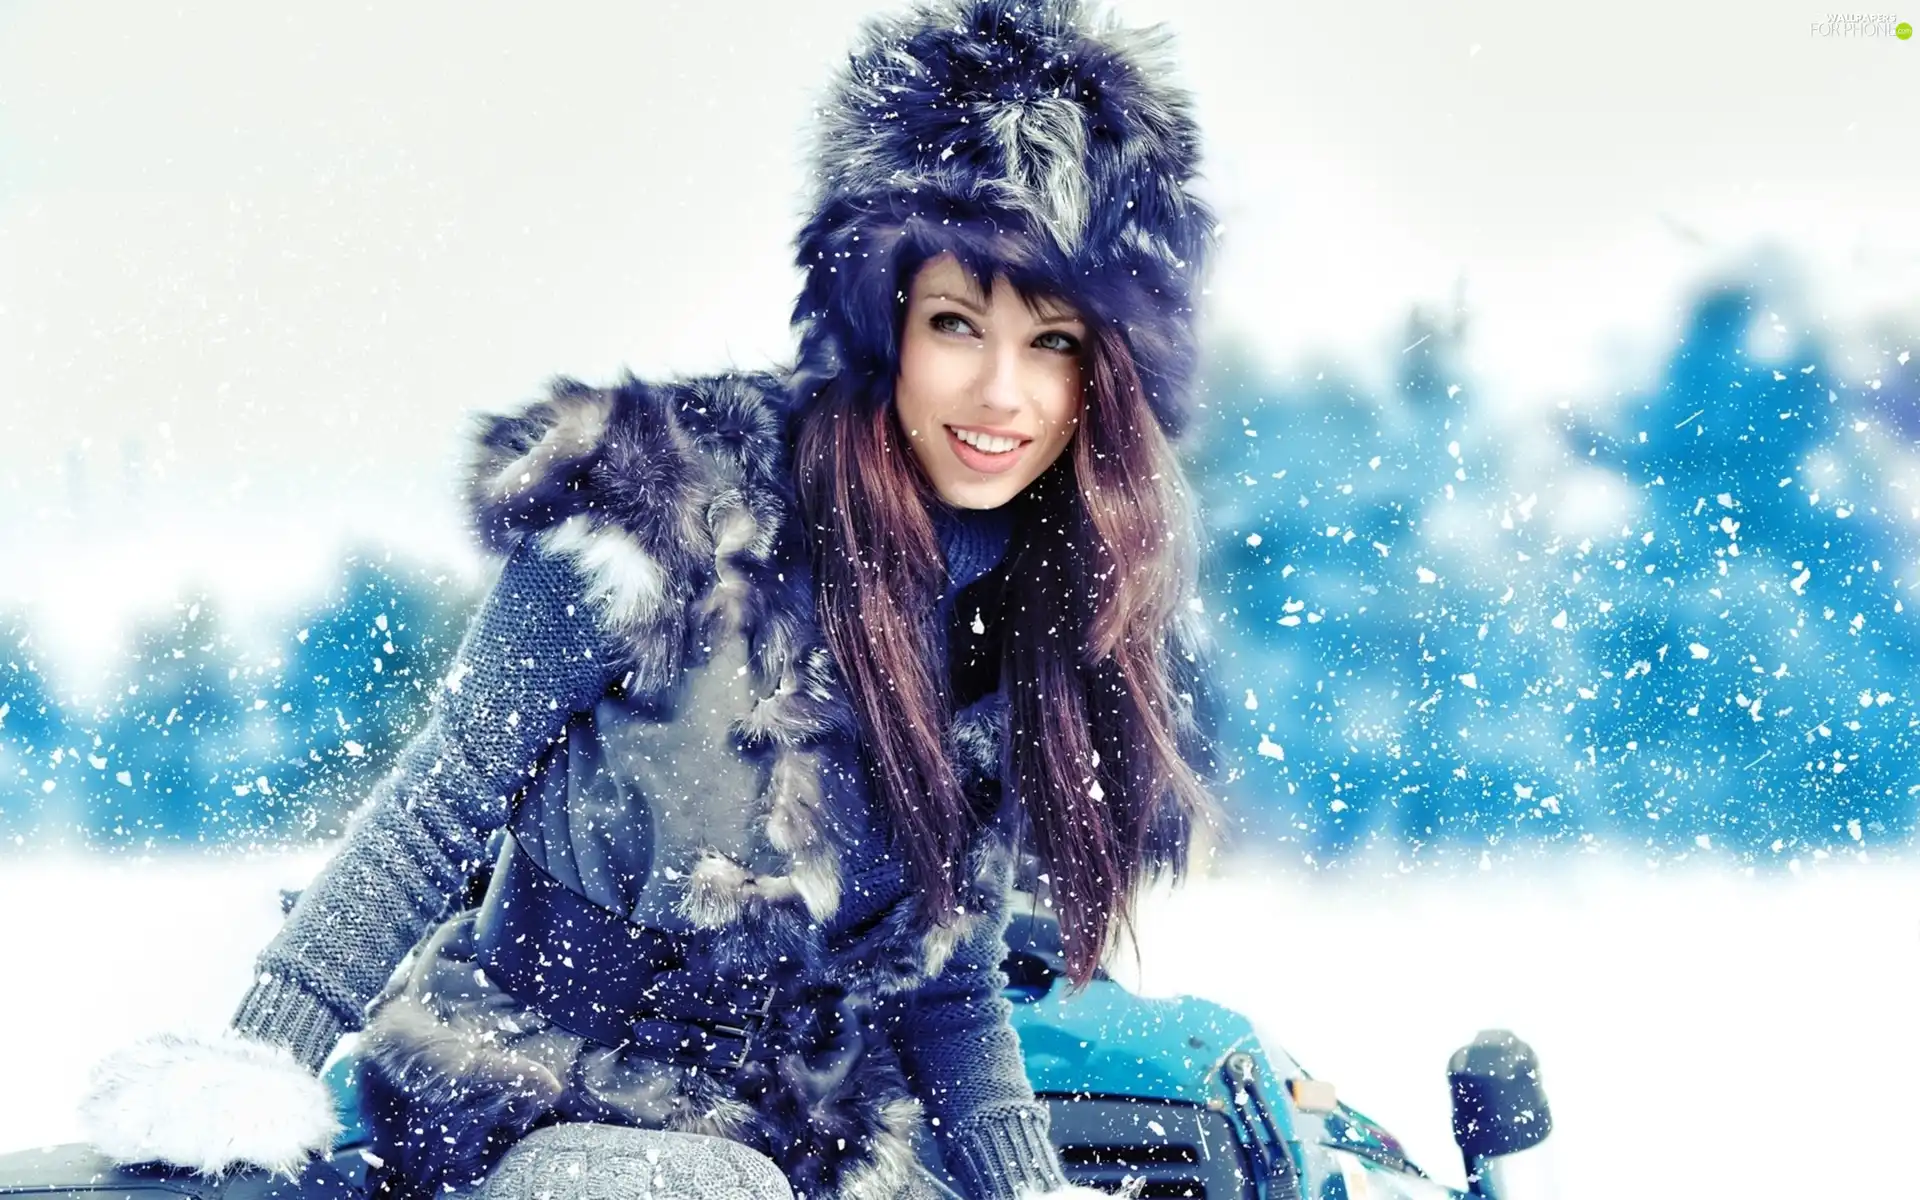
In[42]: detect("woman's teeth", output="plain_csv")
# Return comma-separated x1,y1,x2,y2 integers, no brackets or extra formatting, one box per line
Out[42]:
952,428,1022,454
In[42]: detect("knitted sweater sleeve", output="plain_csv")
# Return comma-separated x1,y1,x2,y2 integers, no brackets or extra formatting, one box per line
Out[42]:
890,848,1073,1200
230,539,622,1070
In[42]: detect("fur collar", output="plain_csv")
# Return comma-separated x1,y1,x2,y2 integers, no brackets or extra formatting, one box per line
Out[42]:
465,371,807,699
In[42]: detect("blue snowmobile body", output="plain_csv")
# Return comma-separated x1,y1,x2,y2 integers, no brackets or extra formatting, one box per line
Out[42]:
0,909,1549,1200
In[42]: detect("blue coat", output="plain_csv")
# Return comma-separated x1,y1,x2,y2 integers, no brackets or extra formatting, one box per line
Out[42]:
232,372,1073,1200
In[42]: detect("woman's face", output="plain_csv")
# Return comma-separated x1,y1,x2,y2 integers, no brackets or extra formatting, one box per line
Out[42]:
893,252,1086,510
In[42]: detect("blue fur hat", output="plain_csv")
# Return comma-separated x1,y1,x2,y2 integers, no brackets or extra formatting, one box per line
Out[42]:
791,0,1216,439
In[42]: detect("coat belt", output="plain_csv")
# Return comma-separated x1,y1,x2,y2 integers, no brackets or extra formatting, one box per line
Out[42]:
471,833,779,1069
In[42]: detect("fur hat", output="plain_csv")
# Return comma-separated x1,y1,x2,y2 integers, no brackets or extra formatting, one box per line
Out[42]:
790,0,1216,439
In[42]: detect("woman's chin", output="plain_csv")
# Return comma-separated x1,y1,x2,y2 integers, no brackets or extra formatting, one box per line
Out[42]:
930,475,1024,511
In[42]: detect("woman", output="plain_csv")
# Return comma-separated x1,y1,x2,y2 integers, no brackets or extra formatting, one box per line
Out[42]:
80,1,1222,1198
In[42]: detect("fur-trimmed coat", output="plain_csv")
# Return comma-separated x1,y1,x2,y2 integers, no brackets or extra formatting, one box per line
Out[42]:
229,369,1077,1200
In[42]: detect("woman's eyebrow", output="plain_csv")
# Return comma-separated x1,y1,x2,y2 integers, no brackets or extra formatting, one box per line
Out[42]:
923,289,988,315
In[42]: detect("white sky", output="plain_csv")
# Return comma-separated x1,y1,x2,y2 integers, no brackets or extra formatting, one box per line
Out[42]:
2,0,1916,698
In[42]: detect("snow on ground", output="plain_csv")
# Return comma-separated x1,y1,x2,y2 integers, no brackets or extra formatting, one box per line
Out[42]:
1122,855,1920,1197
0,849,1913,1198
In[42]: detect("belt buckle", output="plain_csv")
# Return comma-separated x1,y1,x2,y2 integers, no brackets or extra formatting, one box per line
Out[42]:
717,980,780,1069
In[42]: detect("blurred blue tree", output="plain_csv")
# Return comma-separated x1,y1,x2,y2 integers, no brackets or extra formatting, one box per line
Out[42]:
1193,278,1918,867
0,615,73,841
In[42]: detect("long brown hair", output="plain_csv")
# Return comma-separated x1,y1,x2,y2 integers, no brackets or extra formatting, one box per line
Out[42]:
793,288,1219,987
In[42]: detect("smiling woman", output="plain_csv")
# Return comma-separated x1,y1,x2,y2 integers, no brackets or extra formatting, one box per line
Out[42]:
69,1,1227,1198
894,253,1088,508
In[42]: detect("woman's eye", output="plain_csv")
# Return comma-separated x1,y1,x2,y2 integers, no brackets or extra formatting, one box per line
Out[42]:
931,312,976,336
1035,330,1081,354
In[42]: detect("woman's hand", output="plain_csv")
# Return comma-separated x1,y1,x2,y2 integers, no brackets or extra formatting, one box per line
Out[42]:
79,1029,340,1178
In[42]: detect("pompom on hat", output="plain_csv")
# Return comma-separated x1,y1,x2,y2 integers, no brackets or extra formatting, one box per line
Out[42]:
790,0,1217,439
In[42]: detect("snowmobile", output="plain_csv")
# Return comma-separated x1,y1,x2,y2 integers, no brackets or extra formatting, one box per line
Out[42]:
0,902,1552,1200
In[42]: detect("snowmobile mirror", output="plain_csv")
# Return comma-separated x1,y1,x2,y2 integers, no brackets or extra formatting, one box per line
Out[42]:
1448,1029,1553,1198
1001,950,1060,1002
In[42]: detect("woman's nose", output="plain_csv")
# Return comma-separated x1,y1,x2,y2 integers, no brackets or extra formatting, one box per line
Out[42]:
978,340,1025,412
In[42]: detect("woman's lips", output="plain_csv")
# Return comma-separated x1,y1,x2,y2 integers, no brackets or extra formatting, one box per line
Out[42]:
945,425,1031,475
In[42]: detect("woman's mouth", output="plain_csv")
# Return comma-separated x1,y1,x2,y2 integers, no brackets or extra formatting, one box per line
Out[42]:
945,425,1032,475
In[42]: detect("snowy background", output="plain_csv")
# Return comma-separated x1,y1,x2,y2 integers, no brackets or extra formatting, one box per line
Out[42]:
3,1,1918,1196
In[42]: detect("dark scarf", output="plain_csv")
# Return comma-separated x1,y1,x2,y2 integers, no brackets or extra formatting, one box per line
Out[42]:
932,499,1015,597
930,500,1014,711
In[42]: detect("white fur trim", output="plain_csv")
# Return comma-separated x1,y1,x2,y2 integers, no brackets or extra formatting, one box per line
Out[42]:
987,94,1092,254
837,1096,926,1200
710,502,763,561
80,1030,340,1178
786,850,843,925
763,752,842,922
918,907,979,981
678,852,756,928
536,514,667,630
481,390,613,507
